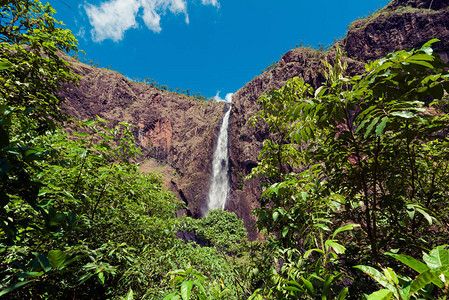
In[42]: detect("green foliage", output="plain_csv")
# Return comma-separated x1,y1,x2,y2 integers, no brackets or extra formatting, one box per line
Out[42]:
248,41,449,298
356,245,449,299
262,224,357,299
0,3,189,298
163,266,224,300
3,1,449,299
0,0,80,235
142,77,209,101
251,40,449,255
174,210,255,299
0,119,183,298
184,209,248,253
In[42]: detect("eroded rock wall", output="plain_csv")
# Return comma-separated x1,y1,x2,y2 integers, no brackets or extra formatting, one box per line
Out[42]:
343,3,449,62
62,58,226,217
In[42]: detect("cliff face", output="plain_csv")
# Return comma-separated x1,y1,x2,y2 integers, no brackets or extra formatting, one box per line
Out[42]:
343,1,449,62
60,0,449,239
227,0,449,238
62,58,226,217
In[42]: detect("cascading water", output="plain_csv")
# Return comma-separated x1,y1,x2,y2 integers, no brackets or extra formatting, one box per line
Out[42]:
206,105,231,213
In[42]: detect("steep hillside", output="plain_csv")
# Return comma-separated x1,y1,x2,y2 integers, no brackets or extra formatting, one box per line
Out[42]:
343,0,449,62
61,57,227,218
59,0,448,239
228,0,449,237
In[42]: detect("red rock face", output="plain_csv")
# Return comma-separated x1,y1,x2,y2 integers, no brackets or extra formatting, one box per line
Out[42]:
138,118,172,152
344,6,449,63
61,57,226,218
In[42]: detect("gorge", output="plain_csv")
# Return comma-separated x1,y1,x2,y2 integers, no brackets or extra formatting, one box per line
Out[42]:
60,0,449,239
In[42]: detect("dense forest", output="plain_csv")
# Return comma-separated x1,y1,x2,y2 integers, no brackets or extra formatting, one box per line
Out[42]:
1,0,449,299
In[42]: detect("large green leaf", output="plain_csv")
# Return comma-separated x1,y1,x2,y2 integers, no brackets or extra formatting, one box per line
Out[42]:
390,111,415,119
282,226,289,237
272,211,279,222
193,280,207,297
409,266,449,295
181,280,193,300
407,53,435,62
337,288,348,300
0,280,35,297
354,265,393,290
300,278,314,295
376,116,388,136
421,38,440,50
332,223,359,239
0,61,11,70
124,288,134,300
366,289,393,300
163,292,180,300
364,117,380,138
48,250,67,270
283,286,302,292
304,248,325,258
32,252,51,273
386,252,428,274
407,59,434,69
325,240,346,254
423,245,449,269
383,268,398,285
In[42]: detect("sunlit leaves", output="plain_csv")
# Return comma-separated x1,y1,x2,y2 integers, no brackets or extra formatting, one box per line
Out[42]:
248,40,449,298
358,245,449,298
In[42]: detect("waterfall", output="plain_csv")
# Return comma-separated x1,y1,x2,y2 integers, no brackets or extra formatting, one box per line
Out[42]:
206,105,231,213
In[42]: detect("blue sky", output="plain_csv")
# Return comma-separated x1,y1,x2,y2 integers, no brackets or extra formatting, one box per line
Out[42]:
49,0,390,101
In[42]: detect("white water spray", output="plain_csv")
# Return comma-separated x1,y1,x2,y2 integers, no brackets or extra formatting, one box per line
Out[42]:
206,105,231,212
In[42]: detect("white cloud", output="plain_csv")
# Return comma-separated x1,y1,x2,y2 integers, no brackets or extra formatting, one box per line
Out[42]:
77,27,86,39
85,0,141,42
201,0,219,7
85,0,219,42
213,91,233,103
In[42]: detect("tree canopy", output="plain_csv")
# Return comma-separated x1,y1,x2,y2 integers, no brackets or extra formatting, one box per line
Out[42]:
248,41,449,298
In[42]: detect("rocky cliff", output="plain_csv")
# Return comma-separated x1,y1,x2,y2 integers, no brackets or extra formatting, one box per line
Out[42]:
61,58,226,218
60,0,448,240
343,0,449,62
227,0,449,239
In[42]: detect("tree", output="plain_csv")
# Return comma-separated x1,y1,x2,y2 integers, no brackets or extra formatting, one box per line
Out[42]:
0,0,79,240
248,41,449,297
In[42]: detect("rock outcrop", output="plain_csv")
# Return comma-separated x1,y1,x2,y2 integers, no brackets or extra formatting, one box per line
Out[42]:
343,1,449,62
62,58,226,218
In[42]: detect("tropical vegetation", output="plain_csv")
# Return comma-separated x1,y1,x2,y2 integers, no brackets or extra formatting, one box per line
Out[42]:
1,0,449,299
